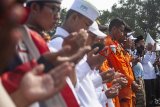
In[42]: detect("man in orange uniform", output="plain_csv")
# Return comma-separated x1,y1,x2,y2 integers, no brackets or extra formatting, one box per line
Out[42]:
101,18,139,107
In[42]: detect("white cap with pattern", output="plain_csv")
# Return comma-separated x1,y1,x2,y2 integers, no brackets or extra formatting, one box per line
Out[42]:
70,0,100,22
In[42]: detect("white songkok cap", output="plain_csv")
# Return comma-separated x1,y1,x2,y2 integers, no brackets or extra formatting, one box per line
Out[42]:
70,0,100,22
128,35,137,40
89,21,107,38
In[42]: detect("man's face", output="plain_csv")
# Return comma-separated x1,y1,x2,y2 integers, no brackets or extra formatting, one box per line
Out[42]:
87,32,97,46
136,39,145,56
127,38,134,49
35,2,61,31
71,14,93,32
147,43,153,51
136,39,145,49
138,39,145,47
112,25,125,42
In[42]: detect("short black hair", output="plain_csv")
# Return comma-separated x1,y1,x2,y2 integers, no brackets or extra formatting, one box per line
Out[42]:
109,18,125,32
124,24,132,32
135,35,144,43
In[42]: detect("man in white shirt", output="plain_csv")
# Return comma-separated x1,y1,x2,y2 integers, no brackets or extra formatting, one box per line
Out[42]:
49,0,99,52
141,41,157,107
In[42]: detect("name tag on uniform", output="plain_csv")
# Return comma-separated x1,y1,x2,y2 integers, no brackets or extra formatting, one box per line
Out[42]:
110,45,116,54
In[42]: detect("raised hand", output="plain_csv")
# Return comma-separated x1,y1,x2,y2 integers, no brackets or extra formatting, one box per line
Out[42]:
87,47,106,70
105,84,119,98
131,81,141,92
100,68,115,83
112,76,128,89
62,29,88,55
43,45,91,66
11,62,75,107
57,46,91,64
11,64,54,107
48,62,76,89
114,72,125,79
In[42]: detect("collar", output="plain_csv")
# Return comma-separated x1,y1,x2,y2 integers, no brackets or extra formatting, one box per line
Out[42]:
107,35,119,45
133,49,137,54
55,27,70,38
26,24,43,36
146,51,152,55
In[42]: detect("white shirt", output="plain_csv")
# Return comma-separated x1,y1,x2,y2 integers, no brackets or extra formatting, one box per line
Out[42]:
76,56,114,107
76,56,103,107
48,27,69,52
142,51,157,79
49,27,103,107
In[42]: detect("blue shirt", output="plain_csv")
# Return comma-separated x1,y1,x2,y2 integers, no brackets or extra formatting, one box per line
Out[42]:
133,62,144,79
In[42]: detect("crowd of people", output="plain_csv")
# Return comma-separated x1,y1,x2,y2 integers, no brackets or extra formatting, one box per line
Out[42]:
0,0,159,107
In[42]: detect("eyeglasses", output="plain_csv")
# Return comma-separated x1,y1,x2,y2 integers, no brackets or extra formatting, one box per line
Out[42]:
44,4,61,14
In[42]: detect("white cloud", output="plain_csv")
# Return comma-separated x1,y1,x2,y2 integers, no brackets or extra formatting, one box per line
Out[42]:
61,0,119,11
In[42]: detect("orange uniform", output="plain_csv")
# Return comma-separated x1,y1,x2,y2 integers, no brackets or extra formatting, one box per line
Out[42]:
101,35,135,107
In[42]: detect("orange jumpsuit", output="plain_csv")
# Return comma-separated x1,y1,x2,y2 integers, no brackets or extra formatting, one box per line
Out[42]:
100,35,135,107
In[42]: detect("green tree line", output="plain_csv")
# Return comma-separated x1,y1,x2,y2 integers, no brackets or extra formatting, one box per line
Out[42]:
98,0,160,39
